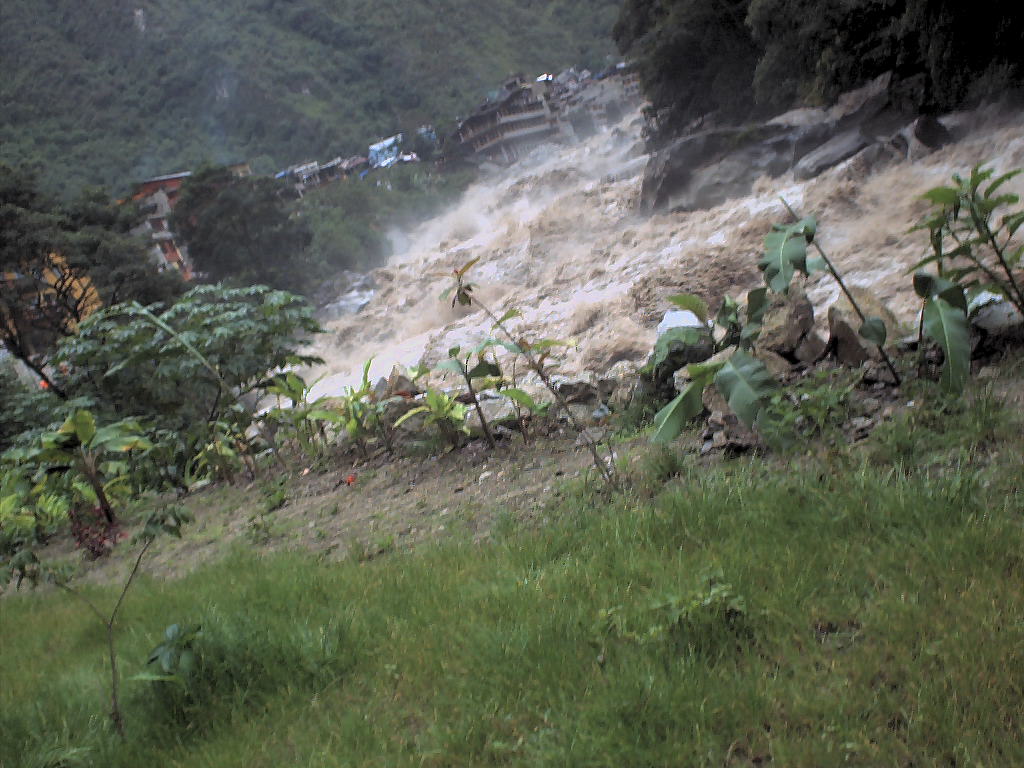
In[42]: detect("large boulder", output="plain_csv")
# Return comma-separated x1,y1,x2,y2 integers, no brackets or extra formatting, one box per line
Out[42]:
794,128,871,180
828,71,893,129
645,310,714,397
640,124,792,211
638,70,929,212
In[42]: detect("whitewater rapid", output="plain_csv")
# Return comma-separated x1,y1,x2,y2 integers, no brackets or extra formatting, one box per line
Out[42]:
309,106,1024,398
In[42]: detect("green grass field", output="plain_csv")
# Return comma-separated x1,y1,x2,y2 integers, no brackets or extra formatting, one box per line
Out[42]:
2,389,1022,767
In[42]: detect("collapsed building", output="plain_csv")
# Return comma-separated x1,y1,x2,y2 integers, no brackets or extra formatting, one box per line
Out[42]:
447,75,570,164
446,65,642,165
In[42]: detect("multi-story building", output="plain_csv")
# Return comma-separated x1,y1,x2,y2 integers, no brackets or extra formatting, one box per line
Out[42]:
130,171,193,278
449,75,571,164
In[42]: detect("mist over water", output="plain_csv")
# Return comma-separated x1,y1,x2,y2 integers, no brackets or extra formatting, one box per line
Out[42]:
309,106,1024,398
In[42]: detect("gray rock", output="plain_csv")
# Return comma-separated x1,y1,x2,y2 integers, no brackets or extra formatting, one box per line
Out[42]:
757,284,814,356
640,124,792,211
467,397,518,437
795,331,828,364
972,298,1024,335
828,305,874,367
828,71,892,128
550,373,601,404
664,139,794,211
794,128,871,180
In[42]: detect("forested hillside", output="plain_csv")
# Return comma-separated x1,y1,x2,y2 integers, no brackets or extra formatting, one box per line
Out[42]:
0,0,620,196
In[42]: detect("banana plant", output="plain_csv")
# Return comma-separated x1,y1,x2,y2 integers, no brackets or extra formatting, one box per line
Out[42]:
394,389,470,449
912,273,970,394
263,371,336,462
912,165,1024,316
12,411,152,525
767,202,900,384
649,289,775,444
435,342,504,448
323,358,398,456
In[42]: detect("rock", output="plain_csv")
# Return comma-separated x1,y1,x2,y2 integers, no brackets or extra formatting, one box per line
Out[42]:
374,365,421,400
550,373,601,404
757,283,814,356
657,309,704,336
575,427,607,448
702,383,728,414
863,360,897,385
673,366,692,394
794,128,871,180
828,71,892,128
467,397,518,437
972,298,1023,335
646,317,715,398
664,140,794,211
600,360,640,404
560,402,602,427
756,349,792,379
828,304,873,367
845,142,903,175
846,416,876,441
640,72,900,212
908,114,952,153
640,124,792,211
795,331,828,364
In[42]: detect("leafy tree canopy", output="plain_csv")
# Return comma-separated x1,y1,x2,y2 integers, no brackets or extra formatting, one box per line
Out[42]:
172,167,313,293
1,166,186,385
54,284,322,431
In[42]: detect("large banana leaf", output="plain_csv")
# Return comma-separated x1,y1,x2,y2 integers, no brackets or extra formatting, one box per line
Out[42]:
922,296,970,394
713,350,777,428
649,361,726,444
758,217,816,294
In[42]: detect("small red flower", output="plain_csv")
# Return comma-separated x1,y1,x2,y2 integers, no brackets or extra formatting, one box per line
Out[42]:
345,474,357,486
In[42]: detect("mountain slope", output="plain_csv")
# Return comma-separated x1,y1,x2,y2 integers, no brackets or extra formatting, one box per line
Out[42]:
0,0,620,196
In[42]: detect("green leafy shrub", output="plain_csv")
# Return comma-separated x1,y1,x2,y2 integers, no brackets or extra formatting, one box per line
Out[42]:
56,286,321,430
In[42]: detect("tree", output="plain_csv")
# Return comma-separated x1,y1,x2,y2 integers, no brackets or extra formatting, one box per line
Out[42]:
0,166,185,391
54,284,323,432
172,166,314,293
613,0,761,141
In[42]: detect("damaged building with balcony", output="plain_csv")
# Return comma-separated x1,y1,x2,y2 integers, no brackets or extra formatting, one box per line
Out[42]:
447,75,572,165
447,66,643,165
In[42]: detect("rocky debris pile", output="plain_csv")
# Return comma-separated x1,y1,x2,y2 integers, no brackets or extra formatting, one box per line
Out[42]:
641,72,955,213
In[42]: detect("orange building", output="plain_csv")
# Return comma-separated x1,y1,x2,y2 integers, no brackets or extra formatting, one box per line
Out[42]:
1,252,103,359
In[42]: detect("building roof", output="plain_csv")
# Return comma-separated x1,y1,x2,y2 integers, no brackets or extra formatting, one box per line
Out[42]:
141,171,192,184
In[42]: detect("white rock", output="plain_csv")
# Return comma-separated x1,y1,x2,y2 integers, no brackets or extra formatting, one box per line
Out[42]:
657,310,703,336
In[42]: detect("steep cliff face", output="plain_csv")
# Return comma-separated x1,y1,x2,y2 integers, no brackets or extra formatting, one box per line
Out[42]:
310,103,1024,397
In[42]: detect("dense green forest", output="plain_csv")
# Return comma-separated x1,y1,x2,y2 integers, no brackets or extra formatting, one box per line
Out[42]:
614,0,1023,142
0,0,620,197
